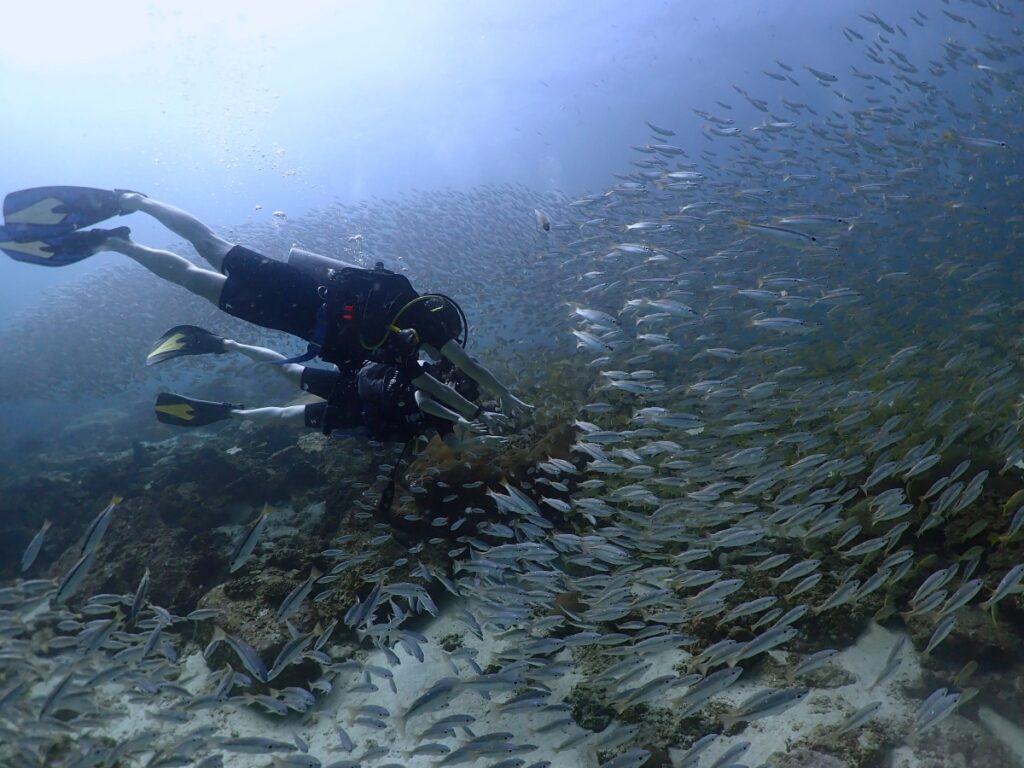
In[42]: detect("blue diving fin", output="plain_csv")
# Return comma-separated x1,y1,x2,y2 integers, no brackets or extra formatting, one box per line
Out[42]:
3,186,134,230
0,224,131,266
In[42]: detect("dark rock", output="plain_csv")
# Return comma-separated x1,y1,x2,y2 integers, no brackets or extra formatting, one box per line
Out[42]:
906,605,1019,669
201,581,290,657
567,683,616,732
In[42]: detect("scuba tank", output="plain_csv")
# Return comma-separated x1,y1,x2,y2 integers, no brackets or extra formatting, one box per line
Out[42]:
287,246,364,282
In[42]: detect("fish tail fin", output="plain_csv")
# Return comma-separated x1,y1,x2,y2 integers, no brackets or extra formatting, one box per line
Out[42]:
205,626,226,660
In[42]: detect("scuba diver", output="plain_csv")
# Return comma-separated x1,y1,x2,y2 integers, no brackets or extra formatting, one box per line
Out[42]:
147,325,506,450
0,186,534,416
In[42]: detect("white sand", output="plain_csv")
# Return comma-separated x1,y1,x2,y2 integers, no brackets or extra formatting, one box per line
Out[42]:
79,611,1006,768
87,597,596,768
675,621,926,768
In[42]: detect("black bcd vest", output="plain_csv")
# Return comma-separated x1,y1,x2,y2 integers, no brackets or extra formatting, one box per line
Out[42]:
319,266,419,367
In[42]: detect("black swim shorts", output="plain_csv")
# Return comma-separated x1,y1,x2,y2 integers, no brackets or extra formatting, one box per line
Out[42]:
299,366,341,399
299,366,363,434
218,245,323,342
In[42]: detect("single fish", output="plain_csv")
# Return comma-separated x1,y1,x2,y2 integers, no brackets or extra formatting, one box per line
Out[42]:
738,219,820,245
721,687,810,729
804,64,838,82
752,316,820,334
218,628,269,683
81,495,123,557
20,520,52,572
218,737,296,754
923,615,957,655
229,504,273,573
791,648,839,679
398,676,463,732
277,567,322,622
644,120,675,136
981,564,1024,610
54,551,97,604
676,666,744,716
835,701,883,735
729,626,798,666
267,633,313,681
129,568,150,625
945,131,1008,149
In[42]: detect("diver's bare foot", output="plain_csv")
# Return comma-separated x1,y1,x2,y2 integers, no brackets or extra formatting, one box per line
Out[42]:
101,226,134,254
118,192,148,214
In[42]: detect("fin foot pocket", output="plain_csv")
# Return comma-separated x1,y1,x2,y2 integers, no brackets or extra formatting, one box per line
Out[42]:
147,325,227,366
4,186,126,229
154,393,241,427
0,225,130,266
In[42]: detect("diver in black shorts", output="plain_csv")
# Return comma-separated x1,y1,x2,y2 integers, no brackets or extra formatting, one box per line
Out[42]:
150,326,505,450
76,191,533,416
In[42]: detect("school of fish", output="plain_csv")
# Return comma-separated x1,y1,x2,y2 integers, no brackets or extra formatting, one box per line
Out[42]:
4,2,1024,767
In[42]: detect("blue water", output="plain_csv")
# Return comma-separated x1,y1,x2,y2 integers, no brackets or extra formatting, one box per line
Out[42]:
1,0,980,317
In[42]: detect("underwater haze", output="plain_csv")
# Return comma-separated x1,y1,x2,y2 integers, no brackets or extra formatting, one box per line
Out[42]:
0,0,936,315
3,1,1024,767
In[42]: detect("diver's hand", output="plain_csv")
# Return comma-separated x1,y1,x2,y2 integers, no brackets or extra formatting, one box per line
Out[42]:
500,393,534,416
457,417,489,435
479,411,512,432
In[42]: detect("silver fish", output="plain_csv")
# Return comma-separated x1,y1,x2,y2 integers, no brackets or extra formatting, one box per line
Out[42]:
81,495,122,557
20,519,51,572
229,504,273,573
54,550,97,604
277,567,321,622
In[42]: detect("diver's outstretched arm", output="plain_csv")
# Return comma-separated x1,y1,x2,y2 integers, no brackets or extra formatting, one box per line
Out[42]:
435,340,534,416
229,405,307,424
411,372,478,419
222,340,305,385
413,371,509,432
106,236,226,305
414,391,486,433
119,193,235,272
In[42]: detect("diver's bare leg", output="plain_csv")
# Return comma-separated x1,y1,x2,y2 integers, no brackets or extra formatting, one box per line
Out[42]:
119,192,235,272
222,340,305,385
230,406,306,424
106,236,225,305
